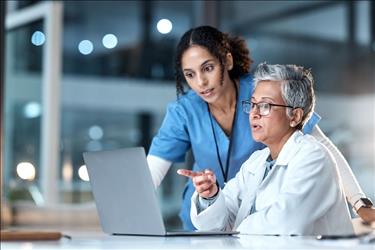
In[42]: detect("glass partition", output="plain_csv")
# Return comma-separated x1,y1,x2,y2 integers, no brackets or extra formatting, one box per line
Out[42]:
4,20,44,204
58,0,195,228
220,1,375,201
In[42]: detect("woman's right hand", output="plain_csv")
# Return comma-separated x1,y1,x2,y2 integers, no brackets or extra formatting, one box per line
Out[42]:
177,169,218,199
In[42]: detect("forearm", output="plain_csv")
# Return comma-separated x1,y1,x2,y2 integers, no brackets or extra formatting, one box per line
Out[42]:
311,125,365,205
146,155,172,188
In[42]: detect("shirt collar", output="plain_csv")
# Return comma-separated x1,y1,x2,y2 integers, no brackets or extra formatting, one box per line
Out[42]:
274,130,304,166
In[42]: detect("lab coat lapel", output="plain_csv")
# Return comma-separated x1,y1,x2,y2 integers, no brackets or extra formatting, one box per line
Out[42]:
234,131,303,229
233,150,269,229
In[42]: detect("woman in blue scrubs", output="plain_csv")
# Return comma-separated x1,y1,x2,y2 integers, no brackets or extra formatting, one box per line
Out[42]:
147,26,374,230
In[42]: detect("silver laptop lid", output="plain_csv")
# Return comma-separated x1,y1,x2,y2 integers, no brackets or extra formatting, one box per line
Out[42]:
83,147,166,235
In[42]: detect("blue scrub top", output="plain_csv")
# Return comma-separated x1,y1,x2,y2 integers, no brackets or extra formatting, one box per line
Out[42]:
149,74,320,230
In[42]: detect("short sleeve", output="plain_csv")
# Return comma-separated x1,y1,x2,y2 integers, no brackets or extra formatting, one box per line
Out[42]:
303,112,321,135
148,101,191,163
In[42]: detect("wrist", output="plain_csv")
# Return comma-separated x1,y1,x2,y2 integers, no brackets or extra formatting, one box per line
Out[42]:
202,184,219,200
357,206,375,224
353,197,373,213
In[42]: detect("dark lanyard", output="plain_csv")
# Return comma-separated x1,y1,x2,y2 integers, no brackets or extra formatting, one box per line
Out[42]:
207,88,238,183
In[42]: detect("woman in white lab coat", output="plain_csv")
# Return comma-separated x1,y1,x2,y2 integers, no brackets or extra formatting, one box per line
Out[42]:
178,63,354,235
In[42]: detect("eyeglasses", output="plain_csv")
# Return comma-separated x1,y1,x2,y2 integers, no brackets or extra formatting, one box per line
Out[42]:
242,100,294,116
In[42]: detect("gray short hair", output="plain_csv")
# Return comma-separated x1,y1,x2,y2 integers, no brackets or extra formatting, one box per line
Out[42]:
253,63,315,130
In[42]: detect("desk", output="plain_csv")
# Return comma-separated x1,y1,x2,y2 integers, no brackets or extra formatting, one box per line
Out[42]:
1,231,374,250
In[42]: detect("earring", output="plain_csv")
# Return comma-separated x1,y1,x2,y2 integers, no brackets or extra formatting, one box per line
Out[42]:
228,64,233,70
290,123,295,127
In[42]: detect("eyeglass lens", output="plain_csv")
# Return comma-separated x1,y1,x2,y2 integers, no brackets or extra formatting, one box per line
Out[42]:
252,102,270,116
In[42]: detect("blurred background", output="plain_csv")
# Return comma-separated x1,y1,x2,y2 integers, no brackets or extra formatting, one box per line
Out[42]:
1,0,374,231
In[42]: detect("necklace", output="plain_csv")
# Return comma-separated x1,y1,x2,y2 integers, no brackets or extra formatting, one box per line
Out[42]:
207,86,238,182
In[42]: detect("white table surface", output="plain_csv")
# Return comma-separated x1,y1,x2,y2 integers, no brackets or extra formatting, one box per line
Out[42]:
1,231,374,250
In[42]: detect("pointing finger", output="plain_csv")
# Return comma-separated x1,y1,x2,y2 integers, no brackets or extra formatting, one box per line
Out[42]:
177,169,202,178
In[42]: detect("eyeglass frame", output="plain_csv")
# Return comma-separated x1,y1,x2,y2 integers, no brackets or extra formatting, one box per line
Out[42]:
242,100,297,116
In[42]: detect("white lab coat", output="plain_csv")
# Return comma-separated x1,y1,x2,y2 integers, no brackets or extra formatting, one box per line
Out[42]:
191,131,354,235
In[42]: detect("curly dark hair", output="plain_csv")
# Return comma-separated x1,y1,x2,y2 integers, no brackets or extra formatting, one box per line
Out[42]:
175,26,253,97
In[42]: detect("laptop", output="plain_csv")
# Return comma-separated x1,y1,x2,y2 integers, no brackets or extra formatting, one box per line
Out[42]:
83,147,238,236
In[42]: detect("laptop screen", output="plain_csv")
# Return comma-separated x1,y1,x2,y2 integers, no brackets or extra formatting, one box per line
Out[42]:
83,147,167,235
